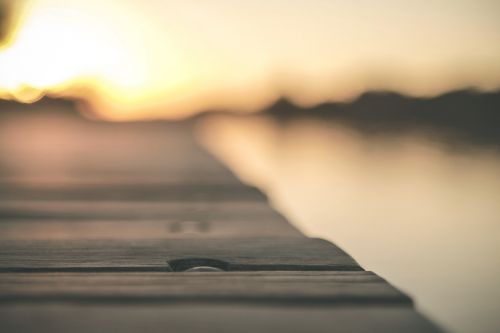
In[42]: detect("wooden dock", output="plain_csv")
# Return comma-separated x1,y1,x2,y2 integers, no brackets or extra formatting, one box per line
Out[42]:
0,101,443,332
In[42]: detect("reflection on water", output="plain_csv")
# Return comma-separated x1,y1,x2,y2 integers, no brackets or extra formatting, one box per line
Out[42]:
199,115,500,333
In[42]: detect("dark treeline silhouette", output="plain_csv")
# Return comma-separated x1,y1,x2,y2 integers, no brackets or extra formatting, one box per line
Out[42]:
1,89,499,149
0,97,81,119
264,90,500,149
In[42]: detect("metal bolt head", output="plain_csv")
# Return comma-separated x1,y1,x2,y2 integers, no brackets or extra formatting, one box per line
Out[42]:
184,266,224,272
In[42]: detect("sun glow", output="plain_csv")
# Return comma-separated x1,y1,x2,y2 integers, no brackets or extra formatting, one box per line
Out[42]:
1,0,500,120
0,0,200,119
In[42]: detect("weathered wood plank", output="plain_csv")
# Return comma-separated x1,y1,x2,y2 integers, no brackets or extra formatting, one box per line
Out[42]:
0,238,361,272
0,200,287,221
0,218,302,240
0,197,302,239
0,108,239,185
0,304,443,333
0,183,267,202
0,271,410,305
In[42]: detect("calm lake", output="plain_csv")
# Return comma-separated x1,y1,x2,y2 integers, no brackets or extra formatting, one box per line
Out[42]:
200,114,500,333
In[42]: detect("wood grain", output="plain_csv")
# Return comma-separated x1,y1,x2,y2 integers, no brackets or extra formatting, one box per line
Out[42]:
0,219,302,240
0,271,410,305
0,183,267,202
0,238,361,272
0,304,443,333
0,200,287,221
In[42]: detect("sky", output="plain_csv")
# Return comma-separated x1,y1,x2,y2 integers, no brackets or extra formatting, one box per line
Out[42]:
0,0,499,119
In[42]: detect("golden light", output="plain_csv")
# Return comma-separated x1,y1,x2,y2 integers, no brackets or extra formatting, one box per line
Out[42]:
0,0,500,120
0,0,198,118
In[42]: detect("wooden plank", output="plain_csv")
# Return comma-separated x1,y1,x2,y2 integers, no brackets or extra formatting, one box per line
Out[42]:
0,200,287,221
0,238,361,272
0,218,302,240
0,107,240,185
0,200,303,239
0,183,267,202
0,271,410,305
0,304,443,333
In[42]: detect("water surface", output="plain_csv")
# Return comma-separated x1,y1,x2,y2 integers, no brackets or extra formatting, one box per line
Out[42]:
200,114,500,333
